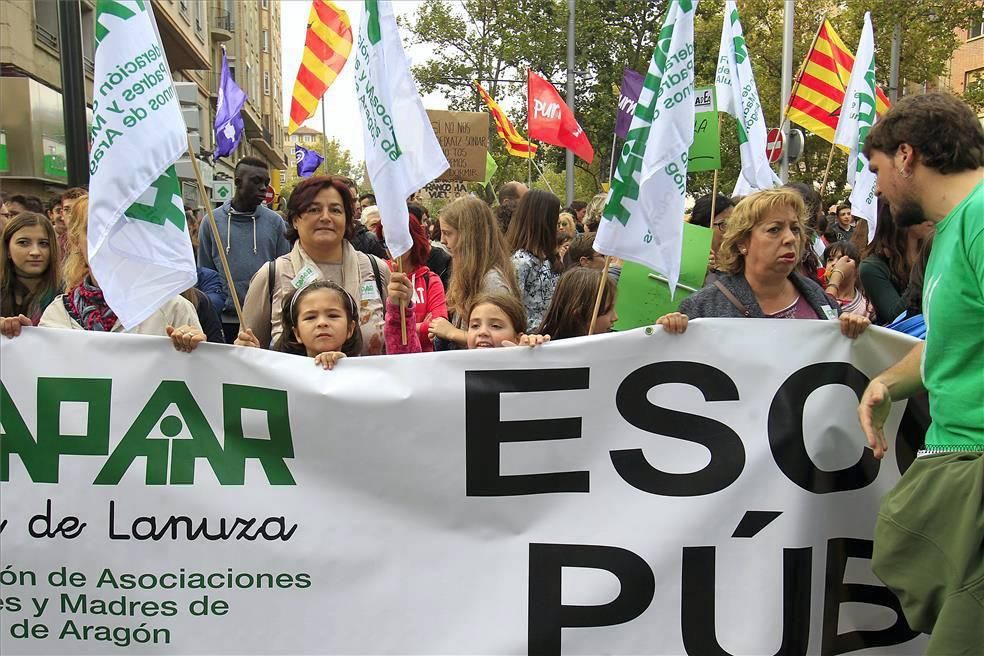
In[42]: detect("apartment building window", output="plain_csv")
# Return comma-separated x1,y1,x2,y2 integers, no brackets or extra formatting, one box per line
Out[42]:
263,71,270,95
33,0,59,49
966,68,984,91
262,30,269,52
261,0,269,9
970,15,984,40
194,1,204,35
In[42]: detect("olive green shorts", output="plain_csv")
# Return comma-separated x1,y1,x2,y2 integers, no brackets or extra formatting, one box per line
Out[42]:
872,452,984,655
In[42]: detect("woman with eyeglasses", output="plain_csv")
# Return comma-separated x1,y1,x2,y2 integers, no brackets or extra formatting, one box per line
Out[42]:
240,176,390,355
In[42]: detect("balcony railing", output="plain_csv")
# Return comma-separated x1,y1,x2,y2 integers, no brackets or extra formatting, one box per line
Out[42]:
212,11,234,32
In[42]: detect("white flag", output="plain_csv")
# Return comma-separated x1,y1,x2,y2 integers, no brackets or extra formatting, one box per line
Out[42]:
716,0,781,196
354,0,449,259
833,12,878,242
87,0,195,329
594,0,697,294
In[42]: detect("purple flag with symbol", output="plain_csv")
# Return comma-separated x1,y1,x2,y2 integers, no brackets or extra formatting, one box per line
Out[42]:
615,67,645,139
214,47,247,159
295,144,324,178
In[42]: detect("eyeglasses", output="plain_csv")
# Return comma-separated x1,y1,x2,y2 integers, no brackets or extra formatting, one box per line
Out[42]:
712,220,728,232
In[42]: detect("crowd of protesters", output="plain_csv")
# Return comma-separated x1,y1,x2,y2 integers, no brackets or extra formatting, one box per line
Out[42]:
0,91,981,652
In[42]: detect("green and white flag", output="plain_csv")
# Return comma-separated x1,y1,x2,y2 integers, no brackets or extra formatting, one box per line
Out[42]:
594,0,698,294
833,12,878,242
354,0,448,259
87,0,195,329
715,0,780,195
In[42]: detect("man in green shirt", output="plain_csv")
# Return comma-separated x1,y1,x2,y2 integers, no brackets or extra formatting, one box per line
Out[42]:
858,93,983,653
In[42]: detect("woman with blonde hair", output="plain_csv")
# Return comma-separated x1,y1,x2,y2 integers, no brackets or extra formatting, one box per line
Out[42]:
657,188,869,338
582,192,608,233
428,195,520,348
0,197,205,351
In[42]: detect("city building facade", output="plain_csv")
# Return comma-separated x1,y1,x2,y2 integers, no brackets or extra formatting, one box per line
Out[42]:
0,0,286,208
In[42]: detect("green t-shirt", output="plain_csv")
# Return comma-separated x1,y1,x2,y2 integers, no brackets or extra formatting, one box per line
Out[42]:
921,178,984,451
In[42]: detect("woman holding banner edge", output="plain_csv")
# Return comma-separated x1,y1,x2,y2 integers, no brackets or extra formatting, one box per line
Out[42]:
657,188,870,338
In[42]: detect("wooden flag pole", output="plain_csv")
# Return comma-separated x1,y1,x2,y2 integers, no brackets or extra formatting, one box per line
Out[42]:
587,256,612,335
709,114,723,219
819,142,837,196
395,256,407,346
530,157,556,195
608,132,619,184
187,137,245,327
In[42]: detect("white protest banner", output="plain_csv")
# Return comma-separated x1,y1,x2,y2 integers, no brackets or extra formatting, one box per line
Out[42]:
87,0,196,329
1,323,927,655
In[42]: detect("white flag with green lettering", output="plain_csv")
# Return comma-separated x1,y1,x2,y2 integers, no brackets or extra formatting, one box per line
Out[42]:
354,0,448,259
833,12,878,242
716,0,780,195
87,0,195,329
594,0,697,294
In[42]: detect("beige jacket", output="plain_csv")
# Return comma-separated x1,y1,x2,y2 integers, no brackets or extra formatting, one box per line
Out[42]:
39,296,201,334
241,240,390,355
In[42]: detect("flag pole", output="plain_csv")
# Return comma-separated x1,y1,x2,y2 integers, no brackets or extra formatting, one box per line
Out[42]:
776,15,826,140
608,132,618,184
819,142,837,196
395,256,407,345
320,103,328,173
527,149,533,189
588,256,611,335
530,157,556,195
709,114,723,219
187,137,245,327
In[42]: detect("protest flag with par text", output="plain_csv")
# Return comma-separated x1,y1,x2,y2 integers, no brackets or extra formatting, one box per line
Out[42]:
833,12,879,241
474,81,537,159
355,0,448,259
214,45,246,159
594,0,697,295
287,0,352,135
786,19,890,146
87,0,195,329
527,70,594,164
715,1,780,195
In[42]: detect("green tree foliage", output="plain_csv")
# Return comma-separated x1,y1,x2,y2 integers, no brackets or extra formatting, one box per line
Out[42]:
403,0,978,205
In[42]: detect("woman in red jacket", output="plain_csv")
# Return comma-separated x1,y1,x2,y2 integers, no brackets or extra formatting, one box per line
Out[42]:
376,212,448,351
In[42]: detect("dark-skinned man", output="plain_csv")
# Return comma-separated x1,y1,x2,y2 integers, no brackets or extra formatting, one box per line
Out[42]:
198,156,289,342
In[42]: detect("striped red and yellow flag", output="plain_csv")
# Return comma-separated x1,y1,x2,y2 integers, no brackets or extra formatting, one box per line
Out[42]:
474,81,537,159
287,0,352,135
786,19,891,146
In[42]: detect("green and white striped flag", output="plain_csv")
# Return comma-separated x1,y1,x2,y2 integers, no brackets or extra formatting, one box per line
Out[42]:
594,0,698,294
833,12,878,242
715,0,780,195
88,0,195,328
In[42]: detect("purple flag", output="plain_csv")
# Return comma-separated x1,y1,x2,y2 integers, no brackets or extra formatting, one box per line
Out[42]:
214,47,247,159
615,67,645,139
295,144,324,178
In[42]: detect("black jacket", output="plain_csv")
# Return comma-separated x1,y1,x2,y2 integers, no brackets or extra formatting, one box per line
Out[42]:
350,223,389,259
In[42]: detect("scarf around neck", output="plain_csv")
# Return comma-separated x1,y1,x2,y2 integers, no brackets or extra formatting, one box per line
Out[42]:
63,277,118,331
